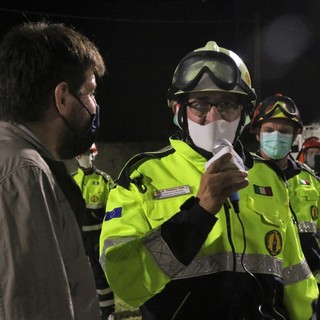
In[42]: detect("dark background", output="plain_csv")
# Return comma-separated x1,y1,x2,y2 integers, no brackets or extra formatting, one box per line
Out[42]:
1,0,320,145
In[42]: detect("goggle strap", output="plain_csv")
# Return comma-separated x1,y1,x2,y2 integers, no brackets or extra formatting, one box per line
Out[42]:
239,79,256,102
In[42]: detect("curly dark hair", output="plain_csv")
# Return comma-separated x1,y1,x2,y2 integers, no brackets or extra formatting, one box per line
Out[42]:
0,21,106,123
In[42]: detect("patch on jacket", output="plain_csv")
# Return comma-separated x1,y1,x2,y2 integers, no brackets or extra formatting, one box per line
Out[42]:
90,195,99,203
299,179,310,185
265,230,282,256
253,184,273,196
311,205,319,221
105,207,122,220
154,185,191,199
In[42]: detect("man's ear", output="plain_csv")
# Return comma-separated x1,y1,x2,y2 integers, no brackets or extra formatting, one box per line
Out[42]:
293,127,300,143
255,128,261,142
172,102,180,114
54,82,68,114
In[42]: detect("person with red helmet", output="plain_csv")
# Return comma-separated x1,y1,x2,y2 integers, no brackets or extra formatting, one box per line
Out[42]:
72,143,115,319
251,93,320,288
297,136,320,176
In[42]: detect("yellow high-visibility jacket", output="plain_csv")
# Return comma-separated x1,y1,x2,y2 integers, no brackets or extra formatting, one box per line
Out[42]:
286,159,320,281
100,138,318,319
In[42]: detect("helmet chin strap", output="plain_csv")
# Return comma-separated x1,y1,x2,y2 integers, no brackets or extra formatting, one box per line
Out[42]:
234,111,247,144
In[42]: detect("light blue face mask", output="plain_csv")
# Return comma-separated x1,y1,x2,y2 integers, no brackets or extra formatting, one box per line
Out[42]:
260,131,293,160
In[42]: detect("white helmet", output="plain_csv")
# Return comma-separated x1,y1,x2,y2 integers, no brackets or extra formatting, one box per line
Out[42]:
168,41,256,109
167,41,257,146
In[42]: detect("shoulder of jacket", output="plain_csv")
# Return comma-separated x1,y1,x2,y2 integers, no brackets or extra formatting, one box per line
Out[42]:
295,160,318,177
250,152,287,181
250,153,265,161
95,168,113,182
116,145,175,190
70,170,78,177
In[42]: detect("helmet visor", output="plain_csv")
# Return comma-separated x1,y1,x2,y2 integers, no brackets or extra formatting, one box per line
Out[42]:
174,52,239,91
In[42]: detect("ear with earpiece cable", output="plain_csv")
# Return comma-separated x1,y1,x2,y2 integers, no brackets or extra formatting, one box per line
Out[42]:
172,99,190,141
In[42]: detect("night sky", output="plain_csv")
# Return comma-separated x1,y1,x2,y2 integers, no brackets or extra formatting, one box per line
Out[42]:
1,0,320,144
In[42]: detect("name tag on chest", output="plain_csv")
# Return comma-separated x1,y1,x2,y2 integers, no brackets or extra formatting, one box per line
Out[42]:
154,185,191,200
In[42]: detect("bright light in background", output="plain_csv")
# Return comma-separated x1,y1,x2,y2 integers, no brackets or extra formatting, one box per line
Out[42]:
260,14,314,77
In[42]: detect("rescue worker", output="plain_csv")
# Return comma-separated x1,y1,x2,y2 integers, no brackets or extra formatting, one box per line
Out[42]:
250,94,320,285
100,41,318,319
72,143,115,319
297,136,320,176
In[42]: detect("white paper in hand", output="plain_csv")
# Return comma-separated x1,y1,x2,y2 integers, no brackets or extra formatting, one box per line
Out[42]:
205,139,245,171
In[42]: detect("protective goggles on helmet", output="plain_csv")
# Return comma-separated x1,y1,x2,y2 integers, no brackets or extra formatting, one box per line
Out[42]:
168,51,254,99
254,96,300,120
250,95,302,132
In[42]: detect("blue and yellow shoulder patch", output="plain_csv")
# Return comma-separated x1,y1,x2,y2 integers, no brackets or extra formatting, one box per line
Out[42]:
105,207,122,221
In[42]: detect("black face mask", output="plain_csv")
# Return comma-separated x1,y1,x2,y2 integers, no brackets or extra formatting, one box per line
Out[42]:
74,104,100,155
59,89,100,157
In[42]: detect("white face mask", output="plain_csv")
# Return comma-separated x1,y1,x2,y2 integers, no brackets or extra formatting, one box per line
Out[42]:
187,117,240,153
77,155,93,169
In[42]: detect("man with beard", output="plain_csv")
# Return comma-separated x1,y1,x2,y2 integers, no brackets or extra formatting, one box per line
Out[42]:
100,41,318,319
0,22,106,319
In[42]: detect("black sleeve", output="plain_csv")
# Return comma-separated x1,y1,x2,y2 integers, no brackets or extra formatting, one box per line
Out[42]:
299,232,320,273
161,196,217,266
